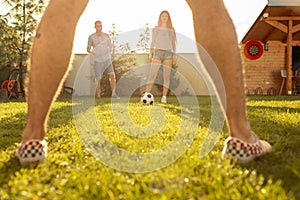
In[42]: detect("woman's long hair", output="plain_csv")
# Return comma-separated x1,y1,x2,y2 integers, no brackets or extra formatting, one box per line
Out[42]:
157,10,175,31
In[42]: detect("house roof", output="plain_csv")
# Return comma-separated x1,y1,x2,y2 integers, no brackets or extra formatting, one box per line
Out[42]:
268,0,300,6
241,1,300,43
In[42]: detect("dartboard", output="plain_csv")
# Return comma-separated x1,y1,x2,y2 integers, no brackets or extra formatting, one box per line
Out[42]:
244,40,263,60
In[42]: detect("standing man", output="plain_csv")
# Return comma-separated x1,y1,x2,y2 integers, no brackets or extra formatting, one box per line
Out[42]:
87,20,119,99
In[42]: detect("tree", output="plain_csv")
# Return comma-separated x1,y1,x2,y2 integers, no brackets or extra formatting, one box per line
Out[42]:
108,23,120,60
0,17,17,70
136,23,150,54
100,24,138,97
0,0,45,71
100,23,179,97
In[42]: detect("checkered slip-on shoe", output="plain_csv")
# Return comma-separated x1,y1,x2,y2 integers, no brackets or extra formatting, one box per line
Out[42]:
222,136,272,164
16,139,47,164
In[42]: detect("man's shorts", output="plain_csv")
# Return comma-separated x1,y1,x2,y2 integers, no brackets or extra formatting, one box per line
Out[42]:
153,49,173,62
94,59,115,80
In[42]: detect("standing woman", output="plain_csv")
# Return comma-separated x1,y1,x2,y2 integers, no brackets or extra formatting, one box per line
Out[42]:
146,10,177,103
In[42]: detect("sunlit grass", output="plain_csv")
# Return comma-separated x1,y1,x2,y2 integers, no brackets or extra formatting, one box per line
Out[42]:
0,95,299,199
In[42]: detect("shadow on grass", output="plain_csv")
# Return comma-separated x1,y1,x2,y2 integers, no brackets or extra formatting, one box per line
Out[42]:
0,99,87,189
1,96,299,198
0,157,27,186
0,112,25,151
240,104,300,199
241,147,300,199
247,95,300,102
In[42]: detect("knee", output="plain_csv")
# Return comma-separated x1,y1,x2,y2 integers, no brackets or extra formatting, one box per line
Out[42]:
109,74,116,82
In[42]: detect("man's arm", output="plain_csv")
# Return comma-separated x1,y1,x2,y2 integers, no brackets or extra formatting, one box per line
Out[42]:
87,35,93,53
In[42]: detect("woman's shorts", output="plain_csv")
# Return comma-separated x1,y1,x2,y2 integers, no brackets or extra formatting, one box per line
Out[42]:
153,49,173,61
94,60,115,80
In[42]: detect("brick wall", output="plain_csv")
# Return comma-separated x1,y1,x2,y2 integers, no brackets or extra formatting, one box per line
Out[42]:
241,41,286,95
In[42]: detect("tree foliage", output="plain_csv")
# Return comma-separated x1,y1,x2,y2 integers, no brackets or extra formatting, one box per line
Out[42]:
100,23,179,97
0,0,45,71
136,23,150,53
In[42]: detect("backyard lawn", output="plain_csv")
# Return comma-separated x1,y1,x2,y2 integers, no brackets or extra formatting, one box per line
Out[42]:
0,96,299,199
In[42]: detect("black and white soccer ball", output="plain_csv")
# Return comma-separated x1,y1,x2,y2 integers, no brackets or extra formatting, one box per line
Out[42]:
141,92,154,105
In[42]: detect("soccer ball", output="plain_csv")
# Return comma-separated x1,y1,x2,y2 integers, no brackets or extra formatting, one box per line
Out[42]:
141,92,154,105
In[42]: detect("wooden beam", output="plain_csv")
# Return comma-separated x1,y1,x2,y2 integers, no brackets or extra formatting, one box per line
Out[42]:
261,28,275,43
263,16,300,21
286,20,293,95
260,16,300,95
292,24,300,33
280,41,300,46
292,41,300,46
264,20,288,33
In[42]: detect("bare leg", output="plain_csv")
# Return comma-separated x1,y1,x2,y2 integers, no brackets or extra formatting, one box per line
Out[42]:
186,0,271,163
186,0,255,143
108,73,117,96
22,0,89,142
162,60,172,97
145,60,161,93
96,79,101,98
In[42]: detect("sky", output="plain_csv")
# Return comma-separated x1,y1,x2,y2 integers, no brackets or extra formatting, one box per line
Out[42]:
0,0,268,53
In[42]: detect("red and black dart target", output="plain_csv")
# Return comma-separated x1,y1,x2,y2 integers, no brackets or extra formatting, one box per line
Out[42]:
244,40,263,60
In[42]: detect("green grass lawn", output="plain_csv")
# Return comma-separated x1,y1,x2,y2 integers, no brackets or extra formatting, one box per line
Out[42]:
0,95,299,200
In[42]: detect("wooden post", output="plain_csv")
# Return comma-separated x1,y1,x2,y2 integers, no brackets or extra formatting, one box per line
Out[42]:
286,19,293,95
263,16,300,95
